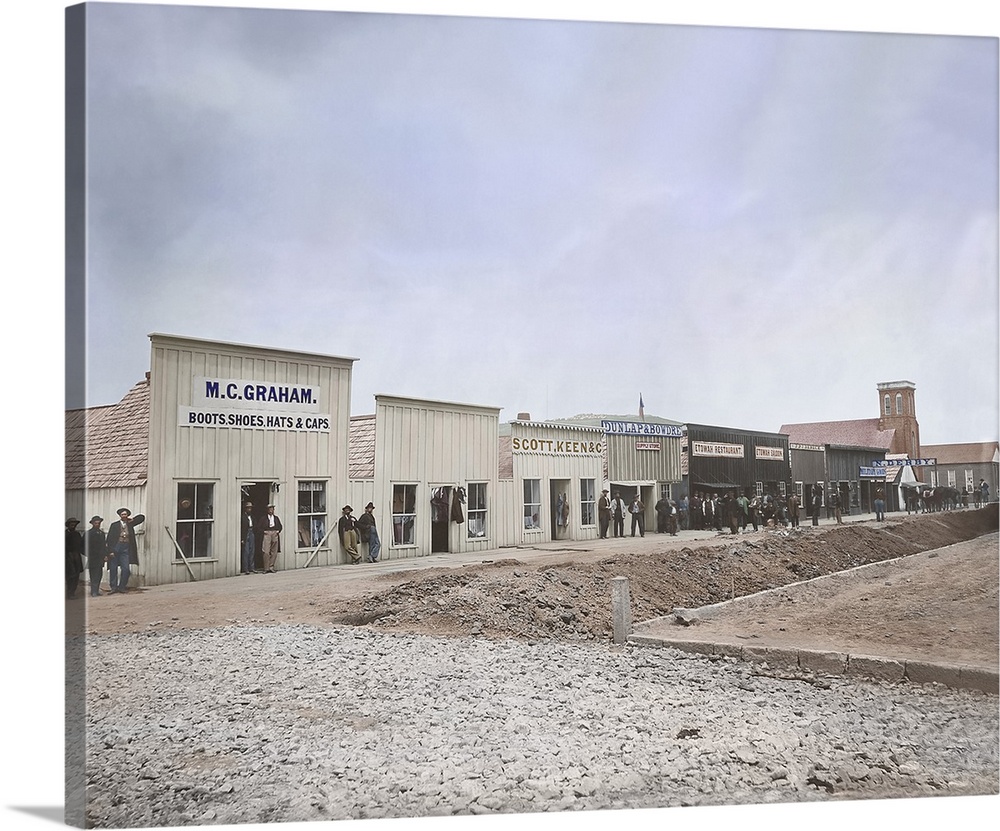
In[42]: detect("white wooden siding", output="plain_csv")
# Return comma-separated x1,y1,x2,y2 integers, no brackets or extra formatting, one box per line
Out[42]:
373,395,500,560
144,335,354,586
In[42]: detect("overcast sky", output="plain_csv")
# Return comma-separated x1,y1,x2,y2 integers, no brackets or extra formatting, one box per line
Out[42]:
62,3,998,445
3,4,998,830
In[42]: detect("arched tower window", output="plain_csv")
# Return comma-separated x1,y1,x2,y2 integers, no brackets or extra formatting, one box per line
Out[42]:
895,393,903,415
884,394,891,416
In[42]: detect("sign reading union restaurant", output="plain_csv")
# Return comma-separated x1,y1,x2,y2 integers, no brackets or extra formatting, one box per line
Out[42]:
179,377,331,432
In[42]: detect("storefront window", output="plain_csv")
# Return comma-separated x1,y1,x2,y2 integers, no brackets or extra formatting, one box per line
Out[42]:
297,481,327,548
467,483,487,538
175,482,214,559
580,479,595,526
523,479,541,529
392,483,417,545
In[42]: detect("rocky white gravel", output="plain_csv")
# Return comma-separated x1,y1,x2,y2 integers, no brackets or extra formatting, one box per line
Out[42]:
82,625,999,828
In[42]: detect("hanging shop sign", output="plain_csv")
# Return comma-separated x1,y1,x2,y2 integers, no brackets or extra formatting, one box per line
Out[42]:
511,436,603,455
859,466,888,479
754,446,785,461
179,377,331,432
602,420,684,437
692,441,744,458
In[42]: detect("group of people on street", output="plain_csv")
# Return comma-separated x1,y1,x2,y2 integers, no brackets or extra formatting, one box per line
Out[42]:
597,490,648,538
335,502,382,564
593,487,823,543
239,501,383,571
67,499,387,597
240,502,283,574
65,508,144,598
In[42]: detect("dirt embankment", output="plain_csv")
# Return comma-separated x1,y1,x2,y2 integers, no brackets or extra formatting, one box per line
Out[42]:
325,507,998,644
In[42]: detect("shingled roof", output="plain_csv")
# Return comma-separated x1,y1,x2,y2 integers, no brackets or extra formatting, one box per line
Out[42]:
498,435,513,479
921,442,1000,465
348,414,376,479
65,379,150,490
779,418,895,451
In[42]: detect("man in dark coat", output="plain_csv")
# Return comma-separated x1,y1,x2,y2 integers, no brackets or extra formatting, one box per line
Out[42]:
654,496,669,533
85,515,107,596
356,502,381,563
65,518,84,599
106,507,145,594
338,505,361,564
597,490,611,539
240,502,257,574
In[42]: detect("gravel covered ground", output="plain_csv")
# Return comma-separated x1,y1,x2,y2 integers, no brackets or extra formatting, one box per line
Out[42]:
77,510,999,828
84,625,999,828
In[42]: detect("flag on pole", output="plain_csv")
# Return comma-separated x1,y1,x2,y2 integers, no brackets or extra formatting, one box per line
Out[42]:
639,394,645,421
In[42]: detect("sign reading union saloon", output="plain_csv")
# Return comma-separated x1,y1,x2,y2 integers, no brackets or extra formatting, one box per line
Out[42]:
178,377,332,432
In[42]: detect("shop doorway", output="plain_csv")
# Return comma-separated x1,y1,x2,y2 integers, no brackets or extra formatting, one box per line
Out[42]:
430,486,452,553
550,479,571,539
839,482,852,516
240,481,274,572
639,485,655,535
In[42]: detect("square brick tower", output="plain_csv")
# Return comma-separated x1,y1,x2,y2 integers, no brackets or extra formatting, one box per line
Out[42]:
877,380,921,458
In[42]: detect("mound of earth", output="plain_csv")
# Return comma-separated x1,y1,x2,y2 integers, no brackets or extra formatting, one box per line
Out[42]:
325,507,999,645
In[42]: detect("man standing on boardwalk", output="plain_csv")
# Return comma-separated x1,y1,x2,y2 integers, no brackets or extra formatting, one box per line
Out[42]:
257,504,282,573
597,489,611,539
106,507,145,593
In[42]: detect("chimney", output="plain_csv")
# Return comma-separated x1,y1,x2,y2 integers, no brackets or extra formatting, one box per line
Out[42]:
517,412,531,421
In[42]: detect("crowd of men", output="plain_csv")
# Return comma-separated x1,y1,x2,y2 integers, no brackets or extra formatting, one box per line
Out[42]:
65,508,145,599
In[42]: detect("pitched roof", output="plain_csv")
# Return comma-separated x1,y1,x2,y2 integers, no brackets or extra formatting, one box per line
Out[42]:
779,418,895,451
65,380,150,490
920,442,1000,465
348,414,376,479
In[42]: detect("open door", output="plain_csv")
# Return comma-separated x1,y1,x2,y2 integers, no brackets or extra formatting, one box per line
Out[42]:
239,481,274,571
430,486,452,553
550,479,570,539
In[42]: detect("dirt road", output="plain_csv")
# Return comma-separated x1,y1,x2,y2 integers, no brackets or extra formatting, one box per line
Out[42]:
77,507,999,671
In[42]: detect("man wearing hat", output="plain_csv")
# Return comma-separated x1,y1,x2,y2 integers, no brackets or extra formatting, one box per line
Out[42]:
240,502,258,574
255,504,283,573
65,518,85,599
597,489,612,539
105,507,145,594
338,505,362,564
356,502,381,563
85,515,107,596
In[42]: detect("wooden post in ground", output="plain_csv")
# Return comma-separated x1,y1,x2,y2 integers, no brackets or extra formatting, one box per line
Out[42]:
611,576,632,644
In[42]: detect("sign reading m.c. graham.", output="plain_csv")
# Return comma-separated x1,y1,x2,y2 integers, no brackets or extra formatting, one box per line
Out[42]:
179,377,331,432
